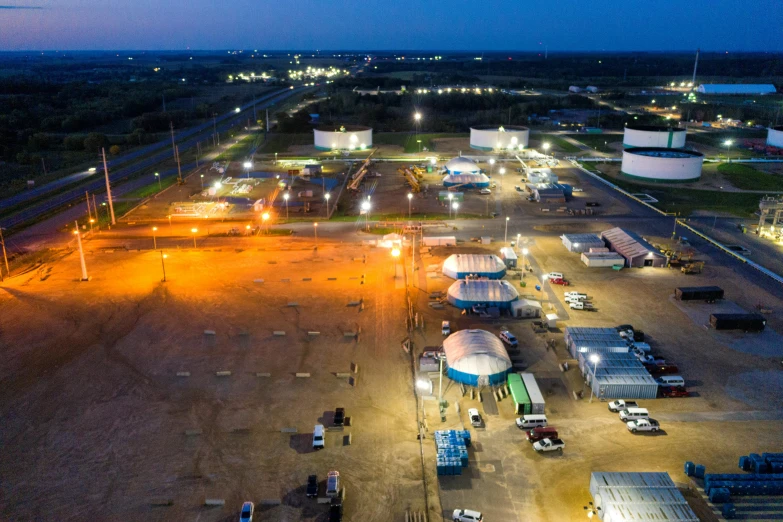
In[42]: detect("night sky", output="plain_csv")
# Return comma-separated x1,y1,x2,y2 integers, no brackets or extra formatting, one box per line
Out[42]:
2,0,782,51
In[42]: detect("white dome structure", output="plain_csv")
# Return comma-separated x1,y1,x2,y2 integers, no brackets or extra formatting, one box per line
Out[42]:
443,329,512,386
314,125,372,151
447,280,519,310
442,254,506,280
444,157,480,175
470,125,530,151
621,148,703,183
768,126,783,148
442,173,490,188
623,125,686,149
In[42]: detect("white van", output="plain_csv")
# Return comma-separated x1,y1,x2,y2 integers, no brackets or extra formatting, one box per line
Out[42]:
547,272,564,280
657,375,685,387
313,424,325,450
619,408,649,422
515,414,548,429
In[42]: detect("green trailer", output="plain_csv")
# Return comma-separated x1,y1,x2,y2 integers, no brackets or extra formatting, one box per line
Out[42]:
508,373,531,415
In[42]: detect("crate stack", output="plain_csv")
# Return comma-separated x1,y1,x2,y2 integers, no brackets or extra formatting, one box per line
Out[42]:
739,452,783,474
435,430,470,476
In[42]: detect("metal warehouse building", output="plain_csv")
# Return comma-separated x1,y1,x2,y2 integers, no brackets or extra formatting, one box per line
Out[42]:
623,125,686,149
444,157,481,175
441,254,506,280
581,352,658,399
601,227,668,268
577,351,642,376
447,280,519,310
526,183,566,203
443,329,512,386
581,252,626,268
562,233,605,253
589,472,699,522
565,327,629,358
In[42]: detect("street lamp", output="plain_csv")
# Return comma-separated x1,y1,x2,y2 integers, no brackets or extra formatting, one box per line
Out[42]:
499,167,506,188
407,192,413,219
200,174,204,190
191,228,198,248
243,160,252,177
391,247,400,258
542,142,551,158
447,193,453,218
154,172,161,190
283,192,289,219
724,139,733,163
160,252,168,282
522,247,529,271
489,158,496,177
88,218,95,233
152,226,158,250
505,216,510,243
416,378,431,421
313,222,318,248
262,212,270,234
414,112,422,145
325,193,331,217
589,354,600,403
361,201,371,231
452,202,459,220
234,107,241,113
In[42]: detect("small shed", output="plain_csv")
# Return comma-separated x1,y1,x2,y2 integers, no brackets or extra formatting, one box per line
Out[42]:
545,313,558,328
581,252,626,268
499,247,518,268
422,236,456,247
562,233,605,253
510,299,542,318
527,169,558,184
527,183,565,203
601,227,667,268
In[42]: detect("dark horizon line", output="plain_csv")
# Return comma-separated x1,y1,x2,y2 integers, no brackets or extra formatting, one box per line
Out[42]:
2,48,783,54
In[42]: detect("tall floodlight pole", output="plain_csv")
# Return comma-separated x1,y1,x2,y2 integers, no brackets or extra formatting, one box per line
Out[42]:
73,221,89,281
160,252,168,282
505,217,510,243
407,193,413,219
0,227,9,278
102,148,116,225
589,354,600,403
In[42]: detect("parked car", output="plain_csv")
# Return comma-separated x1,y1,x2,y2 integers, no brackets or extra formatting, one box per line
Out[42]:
619,408,649,422
533,438,565,452
565,296,587,304
526,426,558,443
313,424,325,450
329,502,343,522
644,363,679,375
572,187,584,192
453,509,483,522
607,400,638,412
516,414,548,429
660,386,689,398
499,331,519,347
546,272,564,280
442,321,451,336
569,301,594,311
306,475,318,498
326,471,340,498
239,501,254,522
515,185,523,192
564,291,587,299
550,277,570,286
334,408,345,426
468,408,482,427
627,418,661,433
479,188,492,195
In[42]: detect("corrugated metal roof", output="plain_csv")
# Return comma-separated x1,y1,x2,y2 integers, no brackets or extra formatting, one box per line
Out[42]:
562,233,604,244
443,329,512,377
590,472,699,522
520,373,545,405
444,157,480,173
697,84,776,94
442,254,506,279
593,372,659,386
601,227,666,261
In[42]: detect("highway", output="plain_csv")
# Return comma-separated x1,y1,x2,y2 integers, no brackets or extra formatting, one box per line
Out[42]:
0,87,294,214
0,87,307,231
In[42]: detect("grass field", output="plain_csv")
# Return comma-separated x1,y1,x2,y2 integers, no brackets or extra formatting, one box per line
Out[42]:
718,162,783,191
257,133,312,153
541,135,581,153
374,133,468,153
567,133,623,152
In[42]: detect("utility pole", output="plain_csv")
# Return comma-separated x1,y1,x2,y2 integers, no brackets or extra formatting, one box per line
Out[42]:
212,113,218,147
92,194,98,222
692,48,700,86
253,94,257,122
0,226,9,278
101,148,116,225
74,221,89,281
41,157,47,176
266,109,269,134
162,93,166,112
175,145,183,184
85,191,92,222
169,121,176,159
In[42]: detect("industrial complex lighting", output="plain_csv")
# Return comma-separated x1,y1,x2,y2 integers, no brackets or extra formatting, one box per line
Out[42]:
407,193,413,200
234,107,241,113
361,201,371,211
243,161,252,169
391,248,400,258
542,143,551,151
522,248,529,256
590,354,600,364
414,112,422,121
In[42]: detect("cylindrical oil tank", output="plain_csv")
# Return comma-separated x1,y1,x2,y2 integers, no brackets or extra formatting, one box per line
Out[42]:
470,125,530,151
623,125,686,148
768,126,783,148
314,125,372,150
621,147,703,183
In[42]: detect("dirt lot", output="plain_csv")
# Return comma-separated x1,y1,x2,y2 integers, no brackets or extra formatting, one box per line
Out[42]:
0,240,426,521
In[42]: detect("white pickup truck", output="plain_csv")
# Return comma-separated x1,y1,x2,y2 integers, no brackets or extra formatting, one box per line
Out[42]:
627,418,661,433
607,400,638,412
533,438,565,453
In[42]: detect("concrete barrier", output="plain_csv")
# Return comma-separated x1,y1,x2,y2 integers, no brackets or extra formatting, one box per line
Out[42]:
204,498,225,507
308,331,320,336
281,278,290,282
347,301,361,307
185,429,203,436
215,371,232,377
317,497,331,504
295,373,311,378
343,331,357,337
253,279,264,284
280,427,297,433
256,372,271,377
176,371,191,377
327,277,337,281
287,302,298,307
302,278,312,281
348,377,357,387
273,331,286,336
335,372,351,378
344,433,352,446
351,362,359,373
204,330,216,336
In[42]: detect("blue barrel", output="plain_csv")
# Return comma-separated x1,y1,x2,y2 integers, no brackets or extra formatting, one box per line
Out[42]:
685,461,695,477
722,503,736,519
709,487,730,503
453,460,462,475
754,461,769,474
738,456,750,471
694,464,706,479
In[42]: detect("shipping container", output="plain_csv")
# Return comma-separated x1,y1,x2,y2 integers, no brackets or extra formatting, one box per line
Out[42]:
709,313,766,332
422,236,456,247
591,371,659,400
675,286,724,301
507,373,531,415
519,373,545,414
590,472,699,522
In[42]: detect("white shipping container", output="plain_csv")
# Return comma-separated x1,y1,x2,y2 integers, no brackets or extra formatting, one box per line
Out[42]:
545,313,558,328
589,247,610,253
422,236,456,247
581,252,625,267
519,373,545,414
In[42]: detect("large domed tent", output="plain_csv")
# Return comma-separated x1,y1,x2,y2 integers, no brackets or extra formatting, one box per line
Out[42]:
443,329,513,386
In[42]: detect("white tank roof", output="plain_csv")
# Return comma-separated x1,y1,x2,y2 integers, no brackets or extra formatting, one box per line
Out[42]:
444,157,480,174
442,254,506,279
443,329,512,377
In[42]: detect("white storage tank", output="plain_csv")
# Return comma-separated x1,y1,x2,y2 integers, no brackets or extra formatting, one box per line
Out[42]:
314,125,372,151
623,125,686,149
621,148,703,183
470,125,530,151
768,126,783,148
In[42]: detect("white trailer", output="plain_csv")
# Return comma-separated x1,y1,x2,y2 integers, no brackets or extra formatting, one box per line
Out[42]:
422,236,456,247
520,372,545,414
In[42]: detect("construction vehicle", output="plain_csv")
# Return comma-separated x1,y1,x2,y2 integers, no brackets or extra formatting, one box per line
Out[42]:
681,261,704,274
398,167,421,193
347,150,376,192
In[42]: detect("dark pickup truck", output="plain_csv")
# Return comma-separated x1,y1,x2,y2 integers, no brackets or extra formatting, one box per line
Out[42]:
334,407,345,426
306,474,318,498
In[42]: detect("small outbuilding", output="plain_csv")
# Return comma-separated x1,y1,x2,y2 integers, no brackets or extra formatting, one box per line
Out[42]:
442,254,506,280
561,233,605,253
581,252,626,268
527,183,565,203
443,329,512,386
447,280,519,310
499,247,518,268
527,168,558,184
510,299,542,318
601,227,667,268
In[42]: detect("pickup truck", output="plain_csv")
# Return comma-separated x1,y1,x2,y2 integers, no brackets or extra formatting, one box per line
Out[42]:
533,438,565,453
608,400,638,412
626,418,661,433
334,407,345,426
306,474,318,498
569,301,594,311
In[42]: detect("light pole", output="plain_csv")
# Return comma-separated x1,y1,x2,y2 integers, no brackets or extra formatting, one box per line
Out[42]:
160,252,168,282
516,233,520,247
73,222,88,281
262,212,270,234
416,379,431,421
243,160,252,178
191,228,198,248
167,214,172,230
499,167,506,188
155,172,161,190
542,142,551,158
283,193,289,219
200,174,204,190
0,227,9,279
152,226,158,250
505,216,510,243
489,158,495,177
361,201,371,231
407,192,413,219
724,139,733,163
313,222,318,249
589,354,600,403
452,202,459,220
414,112,422,146
447,193,453,218
325,193,331,218
89,218,95,233
522,247,529,271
